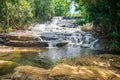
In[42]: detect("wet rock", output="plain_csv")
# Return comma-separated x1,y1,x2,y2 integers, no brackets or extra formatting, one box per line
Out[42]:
0,60,19,75
57,19,76,28
41,36,59,40
40,32,59,40
0,38,5,44
12,66,49,80
80,44,90,48
4,40,49,47
56,42,68,47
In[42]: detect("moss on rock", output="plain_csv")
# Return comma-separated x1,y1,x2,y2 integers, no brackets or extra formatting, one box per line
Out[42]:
0,60,19,75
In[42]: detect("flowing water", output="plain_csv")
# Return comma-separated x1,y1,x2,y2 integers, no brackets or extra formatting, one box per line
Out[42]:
27,16,100,63
0,16,102,69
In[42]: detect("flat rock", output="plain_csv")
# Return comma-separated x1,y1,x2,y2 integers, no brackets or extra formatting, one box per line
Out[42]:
0,31,40,41
0,31,50,47
4,40,49,47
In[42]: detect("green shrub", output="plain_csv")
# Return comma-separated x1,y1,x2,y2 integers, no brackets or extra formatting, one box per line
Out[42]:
75,18,86,26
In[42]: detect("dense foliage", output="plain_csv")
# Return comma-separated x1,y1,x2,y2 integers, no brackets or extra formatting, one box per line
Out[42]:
0,0,70,31
0,0,34,30
53,0,70,16
34,0,54,20
1,0,120,48
75,0,120,48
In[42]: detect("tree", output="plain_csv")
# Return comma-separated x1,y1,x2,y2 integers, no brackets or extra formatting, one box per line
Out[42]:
74,0,120,47
53,0,70,16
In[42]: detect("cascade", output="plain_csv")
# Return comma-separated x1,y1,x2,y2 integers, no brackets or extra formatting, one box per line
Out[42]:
29,17,99,49
29,16,100,62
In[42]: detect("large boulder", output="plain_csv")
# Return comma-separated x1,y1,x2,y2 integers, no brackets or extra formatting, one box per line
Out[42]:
0,60,19,75
12,66,49,80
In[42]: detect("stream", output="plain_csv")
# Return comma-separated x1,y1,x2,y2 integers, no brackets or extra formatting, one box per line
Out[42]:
28,16,100,63
0,16,102,68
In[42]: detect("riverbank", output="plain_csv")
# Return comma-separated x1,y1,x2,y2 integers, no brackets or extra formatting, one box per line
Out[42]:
0,16,119,80
0,53,119,80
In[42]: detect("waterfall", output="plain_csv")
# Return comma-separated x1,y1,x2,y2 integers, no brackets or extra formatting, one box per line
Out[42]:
69,1,76,14
29,16,101,62
29,16,99,49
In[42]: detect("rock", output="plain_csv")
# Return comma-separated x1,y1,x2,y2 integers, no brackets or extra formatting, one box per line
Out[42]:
0,31,49,47
12,66,49,80
80,44,90,48
0,74,12,80
4,40,49,47
0,38,5,44
40,32,59,40
0,31,40,41
0,60,19,75
41,36,59,40
0,46,44,53
80,23,93,32
0,31,50,47
50,64,120,80
56,42,68,47
12,64,120,80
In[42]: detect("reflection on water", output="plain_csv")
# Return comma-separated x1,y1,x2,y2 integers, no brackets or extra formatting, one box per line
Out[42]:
36,46,99,63
0,46,101,68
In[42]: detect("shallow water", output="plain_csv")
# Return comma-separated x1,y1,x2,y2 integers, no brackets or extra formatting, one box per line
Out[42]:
0,45,100,67
0,46,101,69
36,46,100,63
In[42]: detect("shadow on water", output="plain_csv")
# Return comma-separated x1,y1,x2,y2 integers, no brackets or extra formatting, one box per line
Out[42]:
0,47,53,69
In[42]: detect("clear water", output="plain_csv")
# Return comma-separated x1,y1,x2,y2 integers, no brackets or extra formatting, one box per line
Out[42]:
36,46,100,63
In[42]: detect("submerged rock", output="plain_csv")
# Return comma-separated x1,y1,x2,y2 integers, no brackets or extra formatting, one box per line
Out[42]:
0,60,19,75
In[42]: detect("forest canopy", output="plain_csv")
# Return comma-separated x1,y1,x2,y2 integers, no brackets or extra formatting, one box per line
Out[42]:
0,0,120,48
0,0,70,30
74,0,120,48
